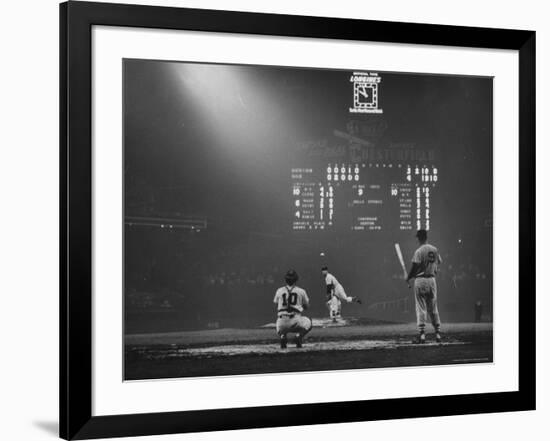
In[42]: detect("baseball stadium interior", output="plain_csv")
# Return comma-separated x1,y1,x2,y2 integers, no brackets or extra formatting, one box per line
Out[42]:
123,59,493,378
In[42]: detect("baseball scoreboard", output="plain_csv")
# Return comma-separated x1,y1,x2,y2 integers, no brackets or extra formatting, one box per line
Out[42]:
291,162,439,232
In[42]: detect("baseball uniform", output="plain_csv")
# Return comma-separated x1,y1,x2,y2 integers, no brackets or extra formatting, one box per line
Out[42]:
325,272,353,320
325,273,353,302
273,285,312,336
411,244,442,332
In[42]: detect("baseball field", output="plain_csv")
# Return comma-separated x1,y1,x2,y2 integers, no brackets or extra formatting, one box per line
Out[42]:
124,320,493,380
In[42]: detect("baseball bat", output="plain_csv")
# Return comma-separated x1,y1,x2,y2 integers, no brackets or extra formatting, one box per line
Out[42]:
394,243,408,279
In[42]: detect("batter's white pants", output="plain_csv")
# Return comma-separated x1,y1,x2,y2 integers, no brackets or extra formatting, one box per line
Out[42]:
414,277,441,333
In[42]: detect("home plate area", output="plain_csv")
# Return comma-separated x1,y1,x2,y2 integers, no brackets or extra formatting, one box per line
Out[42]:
125,321,492,379
163,318,470,357
166,338,466,358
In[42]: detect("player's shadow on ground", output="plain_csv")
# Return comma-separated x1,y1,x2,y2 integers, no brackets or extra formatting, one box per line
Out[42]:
33,420,58,437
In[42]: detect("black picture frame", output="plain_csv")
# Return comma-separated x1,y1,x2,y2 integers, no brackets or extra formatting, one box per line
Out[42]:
60,1,536,439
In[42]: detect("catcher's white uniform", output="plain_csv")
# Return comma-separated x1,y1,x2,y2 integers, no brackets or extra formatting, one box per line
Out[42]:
273,285,312,336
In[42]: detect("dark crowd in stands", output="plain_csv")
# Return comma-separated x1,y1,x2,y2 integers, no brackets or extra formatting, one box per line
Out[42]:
125,226,492,332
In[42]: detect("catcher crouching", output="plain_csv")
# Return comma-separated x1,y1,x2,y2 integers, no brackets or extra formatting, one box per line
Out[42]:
273,269,313,349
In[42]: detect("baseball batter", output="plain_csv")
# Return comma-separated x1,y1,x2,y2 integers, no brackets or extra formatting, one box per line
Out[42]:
273,269,313,349
321,266,361,323
406,229,442,343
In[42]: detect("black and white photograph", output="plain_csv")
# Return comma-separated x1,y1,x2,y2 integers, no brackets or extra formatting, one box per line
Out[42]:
123,59,493,380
